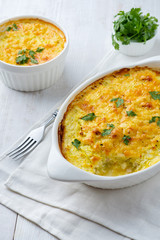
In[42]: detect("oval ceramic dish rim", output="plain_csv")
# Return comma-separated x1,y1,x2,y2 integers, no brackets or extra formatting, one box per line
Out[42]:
48,56,160,183
0,15,69,70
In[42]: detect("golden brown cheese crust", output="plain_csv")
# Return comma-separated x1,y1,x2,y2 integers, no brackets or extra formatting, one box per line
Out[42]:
0,18,66,65
60,67,160,176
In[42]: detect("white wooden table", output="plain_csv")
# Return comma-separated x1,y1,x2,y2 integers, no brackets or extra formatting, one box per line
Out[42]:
0,0,159,239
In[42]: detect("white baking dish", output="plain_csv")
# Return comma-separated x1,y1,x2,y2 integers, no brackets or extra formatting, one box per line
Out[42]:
0,15,69,91
48,56,160,189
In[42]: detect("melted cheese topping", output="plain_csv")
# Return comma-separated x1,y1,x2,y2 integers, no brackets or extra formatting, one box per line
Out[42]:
0,18,66,65
60,67,160,176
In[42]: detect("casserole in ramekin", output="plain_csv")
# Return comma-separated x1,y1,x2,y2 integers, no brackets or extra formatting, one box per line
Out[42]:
48,56,160,189
0,15,69,91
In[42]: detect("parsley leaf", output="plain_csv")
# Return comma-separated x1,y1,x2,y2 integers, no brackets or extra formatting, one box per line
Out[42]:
101,129,112,136
149,91,160,100
81,113,96,121
110,97,124,107
149,116,160,126
112,34,119,50
124,74,130,77
6,23,18,32
16,47,44,65
13,23,18,29
6,26,12,31
122,135,131,145
149,116,157,123
110,98,119,102
112,8,159,50
18,49,26,54
72,139,81,150
31,58,38,64
16,55,29,64
126,110,137,117
101,124,115,136
29,50,36,57
13,23,18,31
36,47,45,52
18,50,23,54
107,123,114,128
116,98,124,107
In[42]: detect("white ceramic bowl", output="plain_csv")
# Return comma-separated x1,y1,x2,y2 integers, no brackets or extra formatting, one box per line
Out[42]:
0,15,69,91
48,56,160,189
118,35,156,56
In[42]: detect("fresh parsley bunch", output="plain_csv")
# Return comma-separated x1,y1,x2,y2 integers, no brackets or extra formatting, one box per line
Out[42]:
112,8,159,50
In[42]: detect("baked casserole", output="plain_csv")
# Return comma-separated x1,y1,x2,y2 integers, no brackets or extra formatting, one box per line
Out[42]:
0,18,66,65
59,67,160,176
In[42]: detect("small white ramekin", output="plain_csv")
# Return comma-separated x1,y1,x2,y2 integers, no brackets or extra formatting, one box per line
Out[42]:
117,35,156,56
0,15,69,91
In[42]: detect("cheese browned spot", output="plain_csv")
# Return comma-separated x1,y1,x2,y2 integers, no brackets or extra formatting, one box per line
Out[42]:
60,67,160,176
0,18,66,65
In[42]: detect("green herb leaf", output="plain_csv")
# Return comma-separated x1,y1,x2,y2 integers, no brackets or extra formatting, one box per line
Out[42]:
149,116,160,126
13,23,18,29
122,135,131,145
112,8,159,50
107,123,115,128
6,23,18,32
111,97,124,107
149,91,160,100
36,47,45,52
101,129,112,136
116,98,124,107
126,110,137,117
149,116,157,123
31,58,38,64
110,98,119,102
72,139,81,150
18,49,26,54
112,34,119,50
101,124,115,136
16,54,29,64
81,113,96,121
13,23,18,31
6,26,12,31
124,74,130,76
29,50,36,57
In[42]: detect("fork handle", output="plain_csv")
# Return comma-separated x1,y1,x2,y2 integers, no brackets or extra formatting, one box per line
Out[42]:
42,109,59,128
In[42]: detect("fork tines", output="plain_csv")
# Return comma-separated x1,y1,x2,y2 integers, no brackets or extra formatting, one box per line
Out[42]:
7,137,37,160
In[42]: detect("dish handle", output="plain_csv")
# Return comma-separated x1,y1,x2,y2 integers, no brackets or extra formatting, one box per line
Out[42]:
47,147,97,182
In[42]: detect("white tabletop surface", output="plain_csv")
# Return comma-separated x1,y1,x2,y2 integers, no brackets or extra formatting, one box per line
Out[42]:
0,0,159,239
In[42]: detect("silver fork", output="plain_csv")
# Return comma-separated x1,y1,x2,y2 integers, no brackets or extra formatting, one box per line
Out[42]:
7,109,59,160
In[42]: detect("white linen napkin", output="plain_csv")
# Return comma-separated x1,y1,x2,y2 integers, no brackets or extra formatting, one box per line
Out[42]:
1,40,160,240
